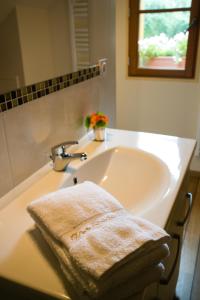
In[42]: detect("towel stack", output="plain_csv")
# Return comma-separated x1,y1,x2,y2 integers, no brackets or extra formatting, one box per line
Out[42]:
27,181,170,300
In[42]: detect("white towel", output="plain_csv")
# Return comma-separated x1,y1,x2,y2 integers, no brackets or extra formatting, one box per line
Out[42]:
61,209,170,279
38,224,169,298
102,263,165,300
28,181,123,240
62,261,165,300
28,181,170,281
39,224,165,300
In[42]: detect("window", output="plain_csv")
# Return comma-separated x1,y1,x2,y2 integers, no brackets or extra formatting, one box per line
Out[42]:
129,0,200,78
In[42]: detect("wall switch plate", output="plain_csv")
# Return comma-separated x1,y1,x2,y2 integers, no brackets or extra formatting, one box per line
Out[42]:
98,58,107,75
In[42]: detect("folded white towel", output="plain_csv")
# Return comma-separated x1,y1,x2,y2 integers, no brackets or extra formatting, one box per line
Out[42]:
37,225,92,297
103,263,165,300
28,181,170,282
62,261,165,300
61,209,169,279
28,181,123,240
38,223,169,297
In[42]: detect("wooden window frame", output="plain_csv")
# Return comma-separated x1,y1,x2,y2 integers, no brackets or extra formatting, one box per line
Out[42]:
129,0,200,78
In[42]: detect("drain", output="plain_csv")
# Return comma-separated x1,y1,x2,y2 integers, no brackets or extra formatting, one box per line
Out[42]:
73,177,78,185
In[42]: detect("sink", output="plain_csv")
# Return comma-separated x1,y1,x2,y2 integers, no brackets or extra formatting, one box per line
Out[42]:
61,147,170,214
0,128,195,300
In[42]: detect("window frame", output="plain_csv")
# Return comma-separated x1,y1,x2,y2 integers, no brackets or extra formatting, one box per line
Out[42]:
129,0,200,78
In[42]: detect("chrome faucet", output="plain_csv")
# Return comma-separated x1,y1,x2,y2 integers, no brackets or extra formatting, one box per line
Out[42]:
50,141,87,171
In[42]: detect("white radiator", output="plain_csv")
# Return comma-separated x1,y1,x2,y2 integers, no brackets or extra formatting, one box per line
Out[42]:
69,0,90,71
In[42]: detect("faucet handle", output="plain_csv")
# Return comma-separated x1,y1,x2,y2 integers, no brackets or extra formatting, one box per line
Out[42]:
51,141,78,156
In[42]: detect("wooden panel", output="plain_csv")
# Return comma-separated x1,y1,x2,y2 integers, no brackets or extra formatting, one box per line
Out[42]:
191,242,200,299
176,174,200,299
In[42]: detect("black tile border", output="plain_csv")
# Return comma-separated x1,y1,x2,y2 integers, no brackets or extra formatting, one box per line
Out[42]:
0,65,100,113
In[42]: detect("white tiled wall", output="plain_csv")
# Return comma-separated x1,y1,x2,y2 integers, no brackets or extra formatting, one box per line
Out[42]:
0,114,13,196
0,77,101,197
0,0,116,198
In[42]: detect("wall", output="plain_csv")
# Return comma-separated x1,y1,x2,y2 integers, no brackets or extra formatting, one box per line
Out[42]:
17,5,55,85
0,2,72,94
48,0,72,75
116,0,200,142
90,0,116,127
0,0,116,199
16,2,72,85
0,77,101,198
0,8,24,92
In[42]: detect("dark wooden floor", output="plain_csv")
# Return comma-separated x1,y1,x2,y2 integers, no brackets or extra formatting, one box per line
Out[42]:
176,172,200,300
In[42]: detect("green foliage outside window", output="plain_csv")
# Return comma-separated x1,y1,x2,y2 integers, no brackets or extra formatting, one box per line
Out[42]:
144,12,189,38
141,0,191,10
139,0,190,65
139,33,188,66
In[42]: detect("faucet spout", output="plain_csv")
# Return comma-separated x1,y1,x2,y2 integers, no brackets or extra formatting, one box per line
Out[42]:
50,141,87,171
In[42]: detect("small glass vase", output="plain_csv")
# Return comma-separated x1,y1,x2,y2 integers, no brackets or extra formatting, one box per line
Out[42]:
93,127,106,141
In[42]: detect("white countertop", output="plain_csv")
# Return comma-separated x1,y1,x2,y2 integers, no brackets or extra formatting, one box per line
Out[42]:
0,128,196,299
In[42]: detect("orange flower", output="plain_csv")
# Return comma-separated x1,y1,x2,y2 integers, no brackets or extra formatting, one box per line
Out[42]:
85,112,109,129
